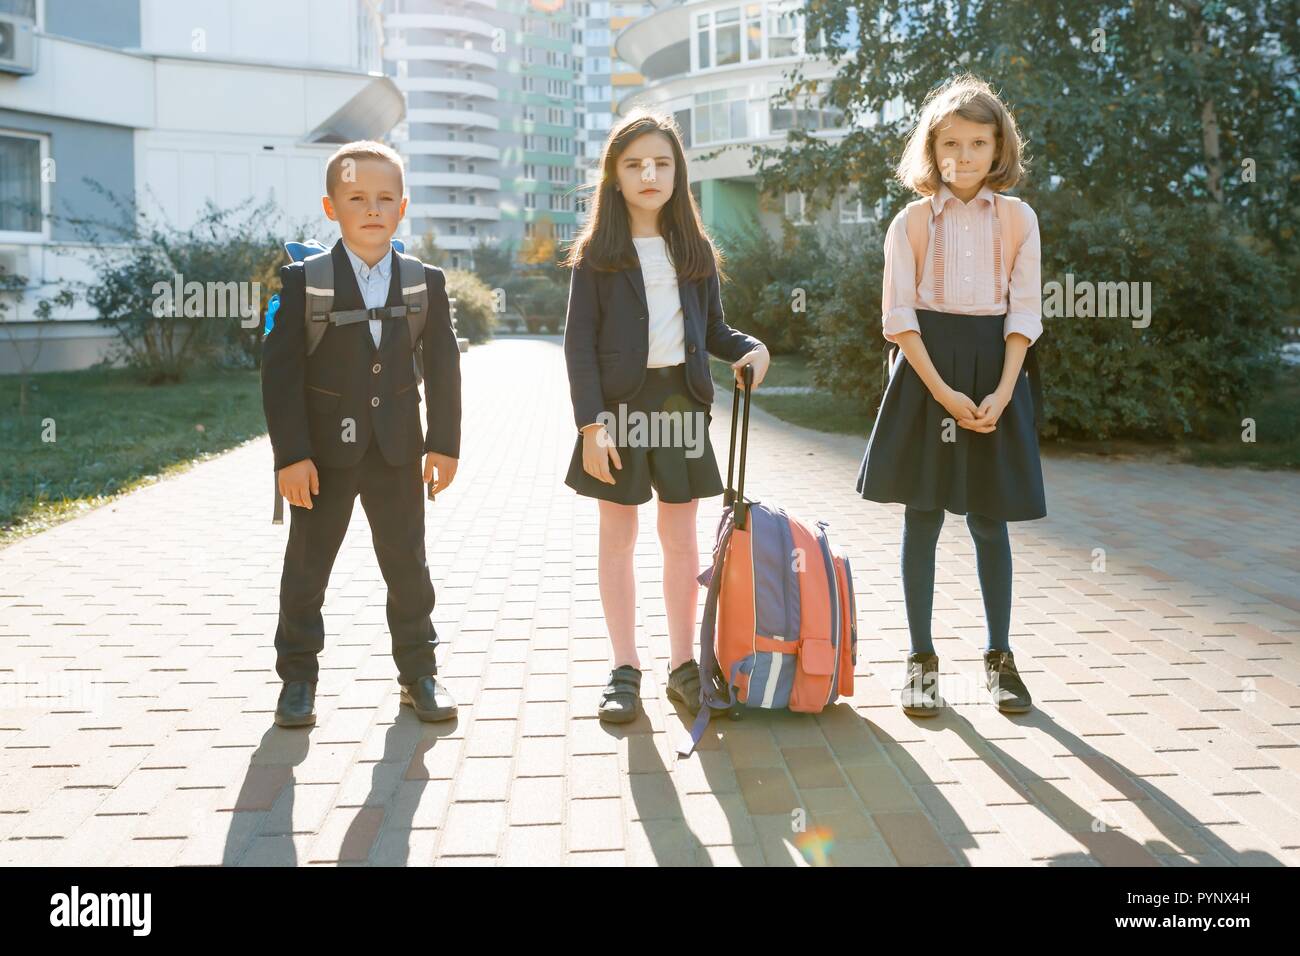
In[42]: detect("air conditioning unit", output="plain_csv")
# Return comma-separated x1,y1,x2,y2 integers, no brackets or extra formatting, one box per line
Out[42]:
0,11,36,76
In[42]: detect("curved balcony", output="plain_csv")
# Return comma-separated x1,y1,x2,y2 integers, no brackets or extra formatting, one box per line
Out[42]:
406,204,502,222
390,14,495,40
384,45,498,71
397,77,499,101
402,140,501,161
615,4,691,77
386,3,496,31
408,172,501,191
407,108,499,131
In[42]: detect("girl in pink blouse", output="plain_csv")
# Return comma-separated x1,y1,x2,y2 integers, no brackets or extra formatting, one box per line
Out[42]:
855,74,1045,718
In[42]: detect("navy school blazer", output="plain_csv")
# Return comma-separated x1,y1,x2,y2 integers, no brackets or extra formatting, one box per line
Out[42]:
563,257,763,433
261,238,462,472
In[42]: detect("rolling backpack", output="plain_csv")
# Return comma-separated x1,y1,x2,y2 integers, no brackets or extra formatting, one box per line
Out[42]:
681,365,860,757
262,238,429,523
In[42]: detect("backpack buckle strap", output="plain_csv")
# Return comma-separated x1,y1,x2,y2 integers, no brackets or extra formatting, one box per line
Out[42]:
322,309,370,326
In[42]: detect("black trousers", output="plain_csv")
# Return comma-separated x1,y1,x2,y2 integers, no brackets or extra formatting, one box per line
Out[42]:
274,435,438,683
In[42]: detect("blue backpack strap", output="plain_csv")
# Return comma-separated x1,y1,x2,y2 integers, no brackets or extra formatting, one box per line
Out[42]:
680,521,749,757
395,252,429,384
270,240,330,523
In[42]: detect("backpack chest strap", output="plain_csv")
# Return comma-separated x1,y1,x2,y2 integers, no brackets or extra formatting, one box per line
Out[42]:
314,304,411,327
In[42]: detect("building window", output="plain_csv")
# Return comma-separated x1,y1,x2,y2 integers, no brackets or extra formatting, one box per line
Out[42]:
0,130,46,237
768,5,804,58
715,8,741,66
524,193,536,209
745,3,762,59
784,192,807,224
693,88,747,145
770,81,845,133
694,3,773,70
839,195,868,224
523,164,537,179
673,108,692,148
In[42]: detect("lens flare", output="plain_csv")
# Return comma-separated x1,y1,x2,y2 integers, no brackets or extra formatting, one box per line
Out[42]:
794,825,835,866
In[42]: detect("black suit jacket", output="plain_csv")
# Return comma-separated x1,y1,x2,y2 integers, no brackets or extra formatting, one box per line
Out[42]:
261,238,462,472
563,257,762,432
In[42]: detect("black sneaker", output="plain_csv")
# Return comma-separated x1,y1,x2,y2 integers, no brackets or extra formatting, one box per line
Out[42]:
984,649,1032,713
598,665,642,723
898,651,941,716
665,659,702,715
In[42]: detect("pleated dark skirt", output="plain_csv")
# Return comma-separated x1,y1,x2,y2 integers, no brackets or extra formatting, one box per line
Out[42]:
855,310,1046,522
565,363,725,506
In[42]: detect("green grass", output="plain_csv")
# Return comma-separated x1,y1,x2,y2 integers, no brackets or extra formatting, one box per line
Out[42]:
711,354,1300,470
710,354,876,436
0,366,267,546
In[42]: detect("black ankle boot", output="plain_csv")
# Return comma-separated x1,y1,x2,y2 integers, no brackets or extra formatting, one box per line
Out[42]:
898,652,940,716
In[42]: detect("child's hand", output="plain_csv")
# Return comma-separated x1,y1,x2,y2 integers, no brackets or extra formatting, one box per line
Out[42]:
732,344,770,390
970,389,1011,432
582,423,622,485
937,387,981,429
278,459,319,510
424,452,458,497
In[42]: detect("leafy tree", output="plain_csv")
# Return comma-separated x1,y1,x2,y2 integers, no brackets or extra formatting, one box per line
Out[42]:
753,0,1298,438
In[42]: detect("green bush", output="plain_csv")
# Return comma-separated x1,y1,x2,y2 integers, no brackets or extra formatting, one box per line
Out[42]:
72,187,288,382
444,268,496,344
716,221,834,356
804,224,888,408
506,272,567,334
736,198,1290,442
1033,195,1289,439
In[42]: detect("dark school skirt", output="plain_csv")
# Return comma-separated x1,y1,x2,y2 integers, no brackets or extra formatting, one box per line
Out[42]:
565,363,725,506
855,310,1046,522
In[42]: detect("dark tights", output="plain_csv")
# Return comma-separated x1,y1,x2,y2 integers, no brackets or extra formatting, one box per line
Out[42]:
901,506,1012,655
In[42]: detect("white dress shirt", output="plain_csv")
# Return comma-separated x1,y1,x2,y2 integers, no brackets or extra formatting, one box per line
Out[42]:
341,240,393,349
881,184,1042,345
632,235,687,367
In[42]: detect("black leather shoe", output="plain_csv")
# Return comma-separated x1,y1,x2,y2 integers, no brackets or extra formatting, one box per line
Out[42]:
984,649,1033,713
665,659,702,715
898,651,941,716
399,675,458,722
274,680,317,728
598,665,642,724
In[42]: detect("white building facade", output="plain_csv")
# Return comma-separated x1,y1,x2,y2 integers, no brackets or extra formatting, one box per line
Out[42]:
0,0,401,373
615,0,880,242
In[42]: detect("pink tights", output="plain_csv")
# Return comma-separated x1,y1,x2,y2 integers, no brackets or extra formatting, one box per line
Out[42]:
597,497,701,671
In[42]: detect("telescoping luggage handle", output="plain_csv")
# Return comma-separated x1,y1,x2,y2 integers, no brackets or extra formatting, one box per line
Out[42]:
723,364,754,530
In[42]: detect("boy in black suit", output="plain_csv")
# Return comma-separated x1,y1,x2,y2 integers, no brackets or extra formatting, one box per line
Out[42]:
261,140,461,727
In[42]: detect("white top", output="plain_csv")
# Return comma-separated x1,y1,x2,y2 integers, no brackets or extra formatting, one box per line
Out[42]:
342,240,393,349
632,235,686,368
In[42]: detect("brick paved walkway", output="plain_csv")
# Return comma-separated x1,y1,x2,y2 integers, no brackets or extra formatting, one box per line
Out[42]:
2,337,1297,866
